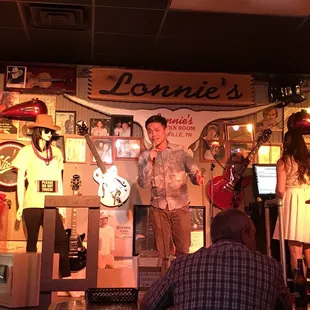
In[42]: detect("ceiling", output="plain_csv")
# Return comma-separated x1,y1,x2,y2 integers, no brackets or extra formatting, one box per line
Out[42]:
1,0,310,75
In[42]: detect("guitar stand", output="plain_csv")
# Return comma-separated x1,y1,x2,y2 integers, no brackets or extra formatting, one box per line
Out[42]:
39,195,100,308
264,197,287,283
209,163,216,222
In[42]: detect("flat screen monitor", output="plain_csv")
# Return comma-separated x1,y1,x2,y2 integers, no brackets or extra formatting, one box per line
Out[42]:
253,164,277,196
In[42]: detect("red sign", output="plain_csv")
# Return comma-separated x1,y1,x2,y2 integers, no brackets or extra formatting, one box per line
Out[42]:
0,141,24,187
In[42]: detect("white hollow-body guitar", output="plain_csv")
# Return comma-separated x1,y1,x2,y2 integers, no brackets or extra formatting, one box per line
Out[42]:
77,121,131,207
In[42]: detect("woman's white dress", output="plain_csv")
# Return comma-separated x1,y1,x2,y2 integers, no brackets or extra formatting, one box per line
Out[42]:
273,157,310,244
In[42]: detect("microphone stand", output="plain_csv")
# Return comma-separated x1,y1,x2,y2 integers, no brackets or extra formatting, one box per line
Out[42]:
210,163,215,222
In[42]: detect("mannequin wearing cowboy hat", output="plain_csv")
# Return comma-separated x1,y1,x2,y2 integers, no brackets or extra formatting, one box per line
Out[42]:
98,210,115,269
12,114,71,278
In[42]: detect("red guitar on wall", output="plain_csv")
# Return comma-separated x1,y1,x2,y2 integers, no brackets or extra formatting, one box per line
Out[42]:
206,129,272,210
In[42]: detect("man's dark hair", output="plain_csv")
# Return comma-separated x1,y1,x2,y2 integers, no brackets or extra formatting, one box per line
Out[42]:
145,115,167,129
210,209,251,244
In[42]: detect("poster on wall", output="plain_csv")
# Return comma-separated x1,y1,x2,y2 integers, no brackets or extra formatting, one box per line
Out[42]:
0,91,19,136
5,66,27,89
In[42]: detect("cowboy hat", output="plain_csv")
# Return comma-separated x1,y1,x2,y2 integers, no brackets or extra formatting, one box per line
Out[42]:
27,114,61,131
10,67,23,77
100,210,110,219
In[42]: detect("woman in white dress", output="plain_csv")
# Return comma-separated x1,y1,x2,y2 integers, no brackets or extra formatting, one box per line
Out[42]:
274,129,310,277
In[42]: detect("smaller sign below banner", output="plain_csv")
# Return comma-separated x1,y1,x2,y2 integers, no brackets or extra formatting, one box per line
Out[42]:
89,68,254,106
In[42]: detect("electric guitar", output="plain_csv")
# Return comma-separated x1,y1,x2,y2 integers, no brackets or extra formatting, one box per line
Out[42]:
206,129,272,210
269,80,310,103
65,174,87,272
76,120,131,207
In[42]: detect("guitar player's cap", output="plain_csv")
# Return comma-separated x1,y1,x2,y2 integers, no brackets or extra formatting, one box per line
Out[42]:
27,114,61,131
100,210,110,219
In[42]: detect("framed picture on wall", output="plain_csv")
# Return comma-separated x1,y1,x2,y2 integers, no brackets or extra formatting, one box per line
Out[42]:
132,205,206,256
90,137,113,164
257,144,281,164
115,137,142,160
5,65,27,89
200,122,223,140
256,106,283,132
65,136,86,163
89,118,111,136
200,140,227,162
226,124,254,141
51,135,65,161
228,142,253,163
55,111,76,135
110,115,133,137
17,121,33,141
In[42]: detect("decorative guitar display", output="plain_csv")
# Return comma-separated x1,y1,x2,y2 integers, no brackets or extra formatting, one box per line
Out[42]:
206,129,272,210
76,120,131,207
65,174,87,272
26,72,72,89
269,80,310,103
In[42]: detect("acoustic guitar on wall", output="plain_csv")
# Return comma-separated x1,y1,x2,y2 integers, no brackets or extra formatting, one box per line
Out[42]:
76,120,131,207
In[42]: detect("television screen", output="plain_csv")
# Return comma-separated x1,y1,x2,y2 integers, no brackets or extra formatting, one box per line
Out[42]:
253,164,277,196
133,205,206,256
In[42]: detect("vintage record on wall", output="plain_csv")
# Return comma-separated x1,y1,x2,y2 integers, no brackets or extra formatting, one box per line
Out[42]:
0,141,25,187
5,65,76,94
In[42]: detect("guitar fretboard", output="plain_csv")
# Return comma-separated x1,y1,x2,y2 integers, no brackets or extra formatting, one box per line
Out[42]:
231,134,270,187
84,134,107,174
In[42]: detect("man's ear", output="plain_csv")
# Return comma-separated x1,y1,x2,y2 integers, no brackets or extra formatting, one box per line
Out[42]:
240,227,248,245
164,126,169,136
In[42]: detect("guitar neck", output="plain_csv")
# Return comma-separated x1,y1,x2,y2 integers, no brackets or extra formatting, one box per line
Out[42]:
232,140,264,186
71,203,78,239
84,134,107,174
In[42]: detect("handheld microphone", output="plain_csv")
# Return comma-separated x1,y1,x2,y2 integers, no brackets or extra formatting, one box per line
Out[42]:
152,143,157,165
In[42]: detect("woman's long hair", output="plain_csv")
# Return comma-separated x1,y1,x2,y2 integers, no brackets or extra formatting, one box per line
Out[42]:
280,129,310,183
31,127,53,151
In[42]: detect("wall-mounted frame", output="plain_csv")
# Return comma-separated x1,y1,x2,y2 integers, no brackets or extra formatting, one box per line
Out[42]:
65,136,86,163
17,121,33,141
132,205,206,256
257,144,282,164
51,135,65,161
55,111,76,135
14,65,76,94
226,124,254,141
110,115,133,137
200,139,227,162
90,136,113,164
256,106,283,132
5,65,27,89
228,141,253,164
200,122,223,140
0,91,20,138
115,137,142,160
89,118,111,136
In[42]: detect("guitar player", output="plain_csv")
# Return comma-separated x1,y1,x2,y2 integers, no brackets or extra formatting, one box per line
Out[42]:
138,115,204,269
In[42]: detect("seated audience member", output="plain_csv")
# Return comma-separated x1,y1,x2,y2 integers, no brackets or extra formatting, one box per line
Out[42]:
141,209,292,310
